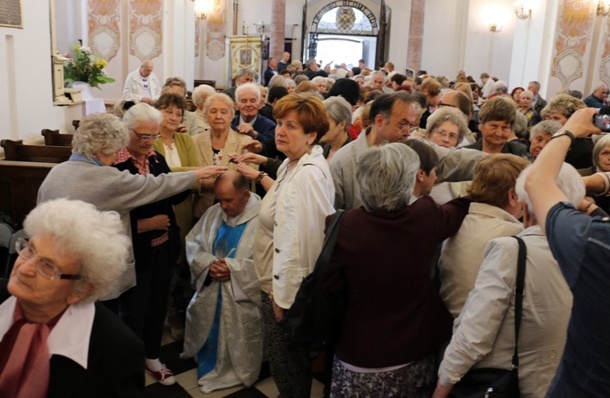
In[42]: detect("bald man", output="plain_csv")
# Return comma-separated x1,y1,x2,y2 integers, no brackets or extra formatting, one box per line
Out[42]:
122,60,162,104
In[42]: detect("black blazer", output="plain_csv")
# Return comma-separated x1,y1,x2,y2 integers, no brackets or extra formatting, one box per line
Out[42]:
0,281,145,397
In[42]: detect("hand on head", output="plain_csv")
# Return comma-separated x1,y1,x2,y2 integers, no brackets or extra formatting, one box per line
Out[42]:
194,165,227,180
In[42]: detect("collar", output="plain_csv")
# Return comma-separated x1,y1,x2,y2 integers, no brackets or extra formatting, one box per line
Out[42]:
354,126,373,161
0,297,95,369
222,193,261,227
239,114,257,126
114,148,157,165
519,224,544,237
69,153,104,166
468,202,522,225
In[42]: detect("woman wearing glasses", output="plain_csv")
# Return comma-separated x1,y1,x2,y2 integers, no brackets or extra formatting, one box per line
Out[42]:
1,199,145,397
153,93,202,341
113,103,192,386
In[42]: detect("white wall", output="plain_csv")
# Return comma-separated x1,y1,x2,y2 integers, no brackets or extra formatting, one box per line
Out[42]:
0,2,67,140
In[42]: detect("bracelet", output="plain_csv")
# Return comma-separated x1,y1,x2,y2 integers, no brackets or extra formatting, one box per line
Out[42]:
256,171,268,183
551,129,575,147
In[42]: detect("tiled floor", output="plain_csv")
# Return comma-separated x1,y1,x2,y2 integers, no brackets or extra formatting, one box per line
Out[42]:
144,324,325,398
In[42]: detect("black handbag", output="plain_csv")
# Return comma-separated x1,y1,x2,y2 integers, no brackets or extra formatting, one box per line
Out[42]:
280,209,346,344
450,236,526,398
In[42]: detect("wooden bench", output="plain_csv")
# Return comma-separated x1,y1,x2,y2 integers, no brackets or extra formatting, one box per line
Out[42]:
1,139,72,163
41,129,73,146
0,160,56,229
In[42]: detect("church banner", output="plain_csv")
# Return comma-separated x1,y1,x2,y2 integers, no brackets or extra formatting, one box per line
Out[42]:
227,35,263,85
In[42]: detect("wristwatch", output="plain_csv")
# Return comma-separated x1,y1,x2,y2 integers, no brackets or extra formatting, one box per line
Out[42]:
256,171,268,183
551,129,575,146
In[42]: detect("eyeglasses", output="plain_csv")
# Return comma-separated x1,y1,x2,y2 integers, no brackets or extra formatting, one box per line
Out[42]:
132,130,160,141
432,129,459,141
15,238,81,280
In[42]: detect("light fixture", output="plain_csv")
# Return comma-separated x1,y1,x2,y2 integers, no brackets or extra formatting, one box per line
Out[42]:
598,1,610,16
192,0,215,21
489,23,502,33
515,1,532,20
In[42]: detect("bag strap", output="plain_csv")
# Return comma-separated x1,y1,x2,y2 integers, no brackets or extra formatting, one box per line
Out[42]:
312,209,346,282
511,236,526,369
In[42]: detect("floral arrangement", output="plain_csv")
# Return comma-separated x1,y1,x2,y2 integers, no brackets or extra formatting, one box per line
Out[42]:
64,44,115,89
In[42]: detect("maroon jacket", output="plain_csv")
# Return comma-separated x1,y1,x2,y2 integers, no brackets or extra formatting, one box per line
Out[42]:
322,196,471,367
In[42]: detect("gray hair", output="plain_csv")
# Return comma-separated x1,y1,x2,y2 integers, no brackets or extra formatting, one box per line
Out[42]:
23,199,131,303
235,67,255,80
513,111,528,140
236,82,261,102
192,84,216,107
285,78,296,91
268,75,287,89
72,113,129,158
425,107,469,143
312,76,326,84
529,120,562,141
203,93,236,120
516,163,585,217
493,80,508,94
123,103,162,131
357,143,420,212
323,96,352,132
593,134,610,168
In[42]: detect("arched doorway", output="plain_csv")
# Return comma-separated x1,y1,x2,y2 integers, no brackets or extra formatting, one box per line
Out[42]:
306,1,379,69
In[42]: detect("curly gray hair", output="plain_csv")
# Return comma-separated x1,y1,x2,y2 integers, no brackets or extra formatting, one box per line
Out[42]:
23,199,131,303
72,113,129,158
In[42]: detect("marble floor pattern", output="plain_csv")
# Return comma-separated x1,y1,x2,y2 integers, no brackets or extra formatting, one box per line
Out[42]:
144,323,326,398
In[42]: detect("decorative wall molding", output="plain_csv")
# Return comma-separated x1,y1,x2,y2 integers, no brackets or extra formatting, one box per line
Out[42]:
206,0,227,61
550,0,595,88
88,0,120,61
129,0,162,62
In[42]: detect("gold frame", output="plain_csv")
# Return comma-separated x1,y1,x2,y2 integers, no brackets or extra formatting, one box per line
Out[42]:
0,0,23,29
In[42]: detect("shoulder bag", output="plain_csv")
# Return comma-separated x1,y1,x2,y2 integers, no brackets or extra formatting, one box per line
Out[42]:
450,236,526,398
280,209,346,344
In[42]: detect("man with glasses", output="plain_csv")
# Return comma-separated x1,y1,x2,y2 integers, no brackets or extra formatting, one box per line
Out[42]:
584,84,609,108
113,103,191,386
0,198,145,397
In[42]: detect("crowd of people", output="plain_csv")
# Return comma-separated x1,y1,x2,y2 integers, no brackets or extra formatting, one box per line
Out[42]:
1,55,610,398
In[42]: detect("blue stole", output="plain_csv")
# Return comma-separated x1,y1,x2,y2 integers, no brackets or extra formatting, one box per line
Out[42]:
197,220,248,378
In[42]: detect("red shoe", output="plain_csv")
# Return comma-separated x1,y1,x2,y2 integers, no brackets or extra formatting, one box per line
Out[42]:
145,363,176,386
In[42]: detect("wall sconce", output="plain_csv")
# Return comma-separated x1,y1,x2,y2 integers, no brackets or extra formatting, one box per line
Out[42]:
489,23,502,33
515,1,532,20
598,1,610,16
192,0,215,21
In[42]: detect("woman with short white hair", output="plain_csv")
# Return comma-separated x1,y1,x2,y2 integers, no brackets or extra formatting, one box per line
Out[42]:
433,163,580,398
0,199,144,397
320,96,353,161
192,84,216,134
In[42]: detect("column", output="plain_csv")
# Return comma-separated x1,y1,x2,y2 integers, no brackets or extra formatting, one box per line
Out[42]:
270,0,286,59
407,0,425,73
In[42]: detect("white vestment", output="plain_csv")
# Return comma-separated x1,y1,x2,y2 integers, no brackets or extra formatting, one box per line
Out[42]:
181,194,263,393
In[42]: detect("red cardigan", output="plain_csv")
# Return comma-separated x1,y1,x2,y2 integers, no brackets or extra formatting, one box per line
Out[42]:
322,196,471,368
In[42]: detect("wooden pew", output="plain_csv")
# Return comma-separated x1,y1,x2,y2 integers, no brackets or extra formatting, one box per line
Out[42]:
41,129,73,146
0,160,56,229
1,139,72,163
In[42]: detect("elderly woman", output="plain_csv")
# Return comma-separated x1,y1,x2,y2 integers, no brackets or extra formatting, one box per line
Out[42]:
0,199,143,397
433,163,578,398
240,93,335,398
425,107,469,148
439,154,528,318
592,134,610,172
320,96,353,161
542,94,591,168
529,120,562,159
285,78,296,94
192,84,216,135
113,103,191,385
153,93,202,340
192,93,254,218
37,113,225,310
322,143,471,397
517,90,542,128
